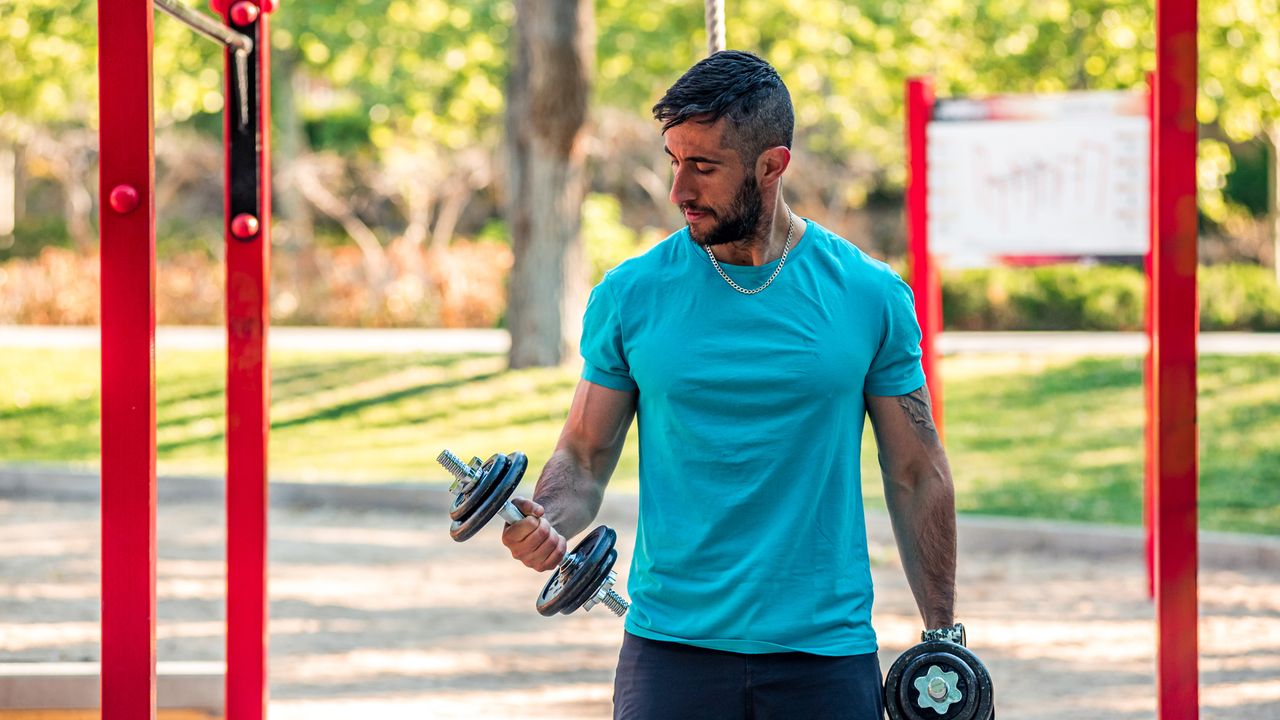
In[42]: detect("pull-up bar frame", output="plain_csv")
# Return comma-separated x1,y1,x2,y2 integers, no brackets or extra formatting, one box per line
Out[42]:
154,0,252,53
98,1,274,718
904,0,1200,715
153,0,254,128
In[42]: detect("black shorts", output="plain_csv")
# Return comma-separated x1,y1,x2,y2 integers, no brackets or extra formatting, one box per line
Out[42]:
613,632,885,720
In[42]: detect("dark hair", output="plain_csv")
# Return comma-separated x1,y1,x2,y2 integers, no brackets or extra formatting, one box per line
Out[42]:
652,50,794,165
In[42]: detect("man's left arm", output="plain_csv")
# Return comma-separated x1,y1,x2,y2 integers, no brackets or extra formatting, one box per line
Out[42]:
866,384,956,630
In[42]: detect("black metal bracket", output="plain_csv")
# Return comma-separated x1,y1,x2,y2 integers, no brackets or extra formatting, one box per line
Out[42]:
226,10,260,239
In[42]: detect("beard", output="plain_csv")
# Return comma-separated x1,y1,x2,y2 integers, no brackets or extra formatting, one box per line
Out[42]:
685,176,764,248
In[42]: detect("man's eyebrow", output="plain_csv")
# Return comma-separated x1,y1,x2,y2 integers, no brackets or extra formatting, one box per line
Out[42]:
663,146,724,165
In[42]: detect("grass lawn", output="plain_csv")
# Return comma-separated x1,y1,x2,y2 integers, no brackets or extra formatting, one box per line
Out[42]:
1,348,1277,534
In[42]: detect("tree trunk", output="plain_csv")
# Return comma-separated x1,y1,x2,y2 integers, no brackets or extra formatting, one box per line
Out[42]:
504,0,594,368
0,142,15,241
1267,123,1279,282
64,143,95,253
273,50,315,248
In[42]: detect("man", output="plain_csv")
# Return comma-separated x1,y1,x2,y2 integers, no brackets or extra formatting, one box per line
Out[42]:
502,50,958,719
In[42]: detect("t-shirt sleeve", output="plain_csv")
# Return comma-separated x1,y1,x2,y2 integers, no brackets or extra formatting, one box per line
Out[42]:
864,273,927,397
579,276,638,392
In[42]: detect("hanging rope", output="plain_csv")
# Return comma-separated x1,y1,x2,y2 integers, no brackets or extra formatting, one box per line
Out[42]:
705,0,725,55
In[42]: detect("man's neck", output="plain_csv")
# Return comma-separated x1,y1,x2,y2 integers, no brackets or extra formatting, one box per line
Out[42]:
709,201,797,266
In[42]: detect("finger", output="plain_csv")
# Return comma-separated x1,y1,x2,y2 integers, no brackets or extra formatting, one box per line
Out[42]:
544,534,568,570
530,533,566,571
508,519,552,559
501,516,542,548
509,497,544,518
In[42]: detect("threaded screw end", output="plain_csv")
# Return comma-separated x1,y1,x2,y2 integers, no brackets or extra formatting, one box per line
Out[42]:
601,590,629,617
437,449,479,492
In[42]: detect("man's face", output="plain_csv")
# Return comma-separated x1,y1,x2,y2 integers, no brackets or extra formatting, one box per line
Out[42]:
664,118,763,247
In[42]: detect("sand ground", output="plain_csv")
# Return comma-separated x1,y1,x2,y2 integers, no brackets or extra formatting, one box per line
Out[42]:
2,484,1278,719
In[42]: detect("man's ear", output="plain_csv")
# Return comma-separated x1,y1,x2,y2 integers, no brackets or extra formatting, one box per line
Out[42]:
756,146,791,186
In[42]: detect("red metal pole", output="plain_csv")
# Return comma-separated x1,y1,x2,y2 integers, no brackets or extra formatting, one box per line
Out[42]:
221,1,273,717
906,77,943,435
1145,72,1156,600
97,0,158,717
1153,0,1200,716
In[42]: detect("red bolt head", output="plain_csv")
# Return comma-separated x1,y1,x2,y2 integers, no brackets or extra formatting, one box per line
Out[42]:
259,0,279,13
210,0,232,14
229,1,260,25
108,185,139,214
231,213,260,239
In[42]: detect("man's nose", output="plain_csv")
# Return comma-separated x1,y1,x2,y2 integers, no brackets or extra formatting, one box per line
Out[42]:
669,168,696,206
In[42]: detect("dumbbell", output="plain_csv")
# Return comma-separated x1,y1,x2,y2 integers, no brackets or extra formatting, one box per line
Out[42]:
436,449,630,617
883,629,994,720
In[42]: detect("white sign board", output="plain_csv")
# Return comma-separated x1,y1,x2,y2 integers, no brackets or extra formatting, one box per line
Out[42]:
927,91,1149,260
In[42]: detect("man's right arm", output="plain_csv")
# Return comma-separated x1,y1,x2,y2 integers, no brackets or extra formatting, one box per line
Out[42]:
501,378,636,571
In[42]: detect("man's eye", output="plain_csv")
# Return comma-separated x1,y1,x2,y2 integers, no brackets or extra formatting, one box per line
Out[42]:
695,165,714,175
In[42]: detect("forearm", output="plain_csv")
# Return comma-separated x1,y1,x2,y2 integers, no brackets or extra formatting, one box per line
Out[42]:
531,445,612,538
882,452,957,628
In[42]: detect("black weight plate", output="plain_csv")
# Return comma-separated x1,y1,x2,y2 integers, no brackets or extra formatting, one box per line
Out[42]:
885,641,993,720
449,451,527,542
536,525,609,615
559,547,617,615
449,453,509,522
536,525,615,616
534,556,579,617
566,530,619,613
944,643,994,720
897,651,978,720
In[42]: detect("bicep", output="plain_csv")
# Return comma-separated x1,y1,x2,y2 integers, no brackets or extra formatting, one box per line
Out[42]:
557,379,637,462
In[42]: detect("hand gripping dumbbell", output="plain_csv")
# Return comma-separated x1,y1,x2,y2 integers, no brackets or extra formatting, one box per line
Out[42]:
436,449,631,617
883,624,994,720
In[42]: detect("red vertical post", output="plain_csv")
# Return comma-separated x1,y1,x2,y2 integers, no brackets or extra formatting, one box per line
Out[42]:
97,0,158,718
906,77,943,435
1145,73,1157,600
222,1,272,717
1153,0,1200,717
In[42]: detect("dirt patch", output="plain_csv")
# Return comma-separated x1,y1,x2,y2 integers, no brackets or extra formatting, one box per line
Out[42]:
2,488,1278,719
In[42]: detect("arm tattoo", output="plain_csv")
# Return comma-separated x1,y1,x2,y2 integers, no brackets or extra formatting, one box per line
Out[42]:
897,386,940,445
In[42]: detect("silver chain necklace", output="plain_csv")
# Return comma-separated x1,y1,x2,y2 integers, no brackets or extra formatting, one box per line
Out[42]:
704,210,796,295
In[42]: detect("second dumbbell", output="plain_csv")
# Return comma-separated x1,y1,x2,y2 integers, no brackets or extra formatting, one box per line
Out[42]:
436,448,631,617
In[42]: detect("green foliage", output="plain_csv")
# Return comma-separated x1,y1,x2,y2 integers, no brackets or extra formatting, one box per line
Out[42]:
1223,139,1271,216
0,217,73,261
1,0,225,127
943,263,1280,331
943,264,1147,330
1,0,100,124
582,193,661,283
5,347,1279,534
5,0,1280,270
274,0,512,151
1199,0,1280,142
303,108,371,152
1199,263,1280,330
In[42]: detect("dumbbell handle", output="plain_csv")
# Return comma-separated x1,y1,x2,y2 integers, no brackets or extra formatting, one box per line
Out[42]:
438,449,529,526
496,501,526,525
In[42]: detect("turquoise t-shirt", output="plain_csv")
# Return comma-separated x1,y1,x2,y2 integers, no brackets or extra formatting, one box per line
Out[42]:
580,218,925,656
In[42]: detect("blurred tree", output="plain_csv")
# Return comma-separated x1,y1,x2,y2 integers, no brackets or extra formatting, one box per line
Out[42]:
1197,0,1280,272
504,0,594,367
5,0,1280,311
2,0,222,249
267,0,512,301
